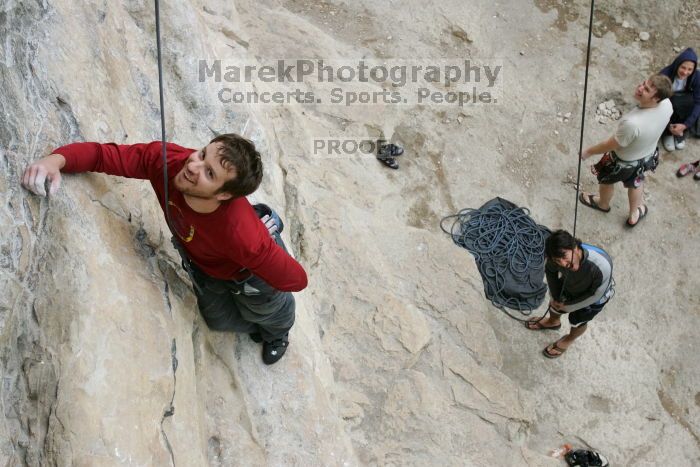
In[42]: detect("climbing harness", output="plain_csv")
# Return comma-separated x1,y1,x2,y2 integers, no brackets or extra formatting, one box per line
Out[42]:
440,197,551,321
592,149,659,185
580,243,615,304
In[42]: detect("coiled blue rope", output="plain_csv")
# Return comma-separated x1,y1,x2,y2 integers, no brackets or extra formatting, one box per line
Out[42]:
440,202,550,322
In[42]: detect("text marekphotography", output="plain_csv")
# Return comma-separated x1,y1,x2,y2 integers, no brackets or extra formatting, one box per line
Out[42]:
198,59,503,107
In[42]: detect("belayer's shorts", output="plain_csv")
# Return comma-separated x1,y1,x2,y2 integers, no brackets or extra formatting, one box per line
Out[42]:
568,300,607,327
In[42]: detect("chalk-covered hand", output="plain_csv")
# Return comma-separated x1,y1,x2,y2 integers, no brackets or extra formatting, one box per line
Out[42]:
21,154,66,197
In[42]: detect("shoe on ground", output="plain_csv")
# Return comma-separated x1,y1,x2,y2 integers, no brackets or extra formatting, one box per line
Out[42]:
564,449,609,467
378,156,399,169
377,142,404,157
677,160,699,177
662,135,675,152
262,334,289,365
675,135,686,150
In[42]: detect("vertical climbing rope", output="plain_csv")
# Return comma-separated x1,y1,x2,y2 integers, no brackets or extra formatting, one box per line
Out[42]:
154,0,203,294
572,0,596,241
154,0,172,229
537,0,596,319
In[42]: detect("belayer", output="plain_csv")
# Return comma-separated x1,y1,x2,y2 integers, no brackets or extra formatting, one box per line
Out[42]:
21,134,307,365
526,230,614,359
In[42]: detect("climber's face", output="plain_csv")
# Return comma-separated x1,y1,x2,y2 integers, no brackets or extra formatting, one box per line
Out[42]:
174,142,236,201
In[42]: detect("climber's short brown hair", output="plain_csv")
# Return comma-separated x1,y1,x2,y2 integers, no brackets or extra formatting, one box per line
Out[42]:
210,133,263,198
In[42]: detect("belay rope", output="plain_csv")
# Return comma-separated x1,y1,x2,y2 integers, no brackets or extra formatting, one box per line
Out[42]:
555,0,596,308
441,0,596,322
572,0,595,242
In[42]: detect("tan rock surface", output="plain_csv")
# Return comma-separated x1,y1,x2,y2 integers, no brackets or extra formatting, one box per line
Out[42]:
1,0,699,466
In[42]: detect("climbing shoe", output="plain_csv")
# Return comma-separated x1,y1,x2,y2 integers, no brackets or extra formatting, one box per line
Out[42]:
378,142,404,158
262,334,289,365
249,332,263,343
378,157,399,169
564,449,609,467
253,203,284,234
377,142,404,170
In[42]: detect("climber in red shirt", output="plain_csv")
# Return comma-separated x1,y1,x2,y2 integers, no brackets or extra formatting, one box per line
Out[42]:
22,133,307,364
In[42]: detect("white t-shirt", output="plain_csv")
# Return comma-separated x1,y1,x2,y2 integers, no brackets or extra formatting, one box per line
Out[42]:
614,99,673,161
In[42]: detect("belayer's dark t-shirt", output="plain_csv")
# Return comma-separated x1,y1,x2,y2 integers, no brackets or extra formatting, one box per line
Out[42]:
545,244,612,312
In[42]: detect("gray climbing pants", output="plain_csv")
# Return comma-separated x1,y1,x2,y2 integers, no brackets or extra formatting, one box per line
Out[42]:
181,232,295,342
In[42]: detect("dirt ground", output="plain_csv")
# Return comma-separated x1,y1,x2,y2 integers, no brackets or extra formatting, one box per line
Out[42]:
242,0,700,464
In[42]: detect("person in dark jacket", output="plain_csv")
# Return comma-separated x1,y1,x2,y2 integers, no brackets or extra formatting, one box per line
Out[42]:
660,47,700,151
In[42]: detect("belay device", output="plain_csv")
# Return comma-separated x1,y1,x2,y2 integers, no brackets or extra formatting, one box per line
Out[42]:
441,197,551,320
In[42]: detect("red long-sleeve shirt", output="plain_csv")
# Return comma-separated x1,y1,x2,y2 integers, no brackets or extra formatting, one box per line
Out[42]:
56,141,308,292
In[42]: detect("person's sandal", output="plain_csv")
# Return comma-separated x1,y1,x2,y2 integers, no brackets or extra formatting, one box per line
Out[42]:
676,160,699,177
543,339,568,359
525,318,562,331
579,193,611,213
625,205,648,228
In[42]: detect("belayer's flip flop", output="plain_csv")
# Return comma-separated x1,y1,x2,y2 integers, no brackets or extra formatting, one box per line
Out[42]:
579,193,610,213
543,339,568,359
525,319,561,331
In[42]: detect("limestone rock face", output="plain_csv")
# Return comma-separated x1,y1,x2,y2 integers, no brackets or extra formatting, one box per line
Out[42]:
1,1,352,465
2,1,699,466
